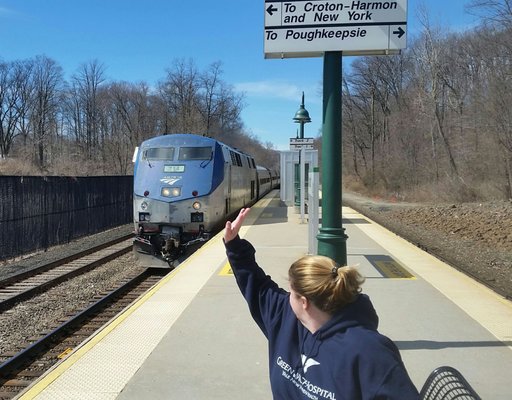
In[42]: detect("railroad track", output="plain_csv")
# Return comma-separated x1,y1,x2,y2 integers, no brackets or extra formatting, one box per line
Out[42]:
0,267,167,399
0,235,134,312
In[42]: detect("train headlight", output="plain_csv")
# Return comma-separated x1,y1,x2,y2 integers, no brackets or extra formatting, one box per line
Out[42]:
139,212,150,222
140,201,148,211
192,201,201,210
161,187,181,197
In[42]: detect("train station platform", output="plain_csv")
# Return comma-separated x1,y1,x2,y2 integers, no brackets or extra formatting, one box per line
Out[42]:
19,190,512,399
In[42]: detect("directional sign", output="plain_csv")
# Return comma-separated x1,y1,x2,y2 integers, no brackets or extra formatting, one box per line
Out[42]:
290,137,315,150
291,144,315,150
290,137,314,145
264,0,408,58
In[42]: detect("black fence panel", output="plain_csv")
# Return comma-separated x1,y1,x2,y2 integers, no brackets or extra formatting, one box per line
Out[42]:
0,176,132,261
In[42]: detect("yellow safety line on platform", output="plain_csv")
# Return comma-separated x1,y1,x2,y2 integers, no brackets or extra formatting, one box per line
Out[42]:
219,261,233,276
374,260,416,279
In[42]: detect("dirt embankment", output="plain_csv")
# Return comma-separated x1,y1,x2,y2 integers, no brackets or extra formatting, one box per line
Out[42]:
343,192,512,299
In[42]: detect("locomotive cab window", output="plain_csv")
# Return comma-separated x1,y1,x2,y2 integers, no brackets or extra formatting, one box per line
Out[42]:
143,147,175,161
178,147,212,160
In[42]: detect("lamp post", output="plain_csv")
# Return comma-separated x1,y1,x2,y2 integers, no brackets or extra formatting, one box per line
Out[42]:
293,92,311,139
293,92,311,221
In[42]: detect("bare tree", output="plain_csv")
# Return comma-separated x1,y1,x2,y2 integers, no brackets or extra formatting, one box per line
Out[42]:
197,61,244,137
342,76,368,179
211,83,244,135
71,60,106,159
413,14,460,178
158,58,200,133
344,55,402,185
0,61,34,158
101,81,165,171
475,27,512,196
63,80,85,147
13,60,35,147
0,61,16,158
198,61,223,136
30,55,64,168
466,0,512,28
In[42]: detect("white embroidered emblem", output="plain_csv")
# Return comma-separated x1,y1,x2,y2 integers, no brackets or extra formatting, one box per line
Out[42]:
301,354,320,373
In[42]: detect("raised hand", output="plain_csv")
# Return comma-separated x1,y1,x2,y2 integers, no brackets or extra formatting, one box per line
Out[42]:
224,208,251,243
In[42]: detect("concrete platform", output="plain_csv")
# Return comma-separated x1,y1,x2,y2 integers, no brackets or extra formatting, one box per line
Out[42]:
19,190,512,399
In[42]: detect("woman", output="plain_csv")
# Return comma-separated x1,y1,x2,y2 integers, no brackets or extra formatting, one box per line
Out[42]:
224,208,419,399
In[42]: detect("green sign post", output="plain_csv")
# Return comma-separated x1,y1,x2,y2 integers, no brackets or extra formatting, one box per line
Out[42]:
316,51,348,265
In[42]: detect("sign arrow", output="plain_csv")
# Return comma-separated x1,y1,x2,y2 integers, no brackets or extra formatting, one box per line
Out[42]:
393,27,405,39
266,4,278,16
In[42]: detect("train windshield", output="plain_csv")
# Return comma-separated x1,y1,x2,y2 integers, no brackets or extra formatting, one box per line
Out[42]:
143,147,175,161
178,146,212,160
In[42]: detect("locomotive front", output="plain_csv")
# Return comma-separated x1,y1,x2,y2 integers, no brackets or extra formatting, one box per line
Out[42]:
133,134,224,265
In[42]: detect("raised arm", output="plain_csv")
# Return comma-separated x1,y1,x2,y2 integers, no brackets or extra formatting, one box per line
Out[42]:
223,207,289,336
224,208,251,243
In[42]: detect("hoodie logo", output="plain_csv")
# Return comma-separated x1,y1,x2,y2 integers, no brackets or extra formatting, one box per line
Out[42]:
301,354,320,373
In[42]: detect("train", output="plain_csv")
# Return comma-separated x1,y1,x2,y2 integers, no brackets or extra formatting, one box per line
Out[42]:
132,133,280,266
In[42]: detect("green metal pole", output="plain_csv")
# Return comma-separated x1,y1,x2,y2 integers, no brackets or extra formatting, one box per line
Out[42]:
317,51,348,265
295,121,304,206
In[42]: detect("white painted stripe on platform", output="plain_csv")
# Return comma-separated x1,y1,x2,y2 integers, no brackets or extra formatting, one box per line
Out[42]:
21,192,278,400
343,206,512,349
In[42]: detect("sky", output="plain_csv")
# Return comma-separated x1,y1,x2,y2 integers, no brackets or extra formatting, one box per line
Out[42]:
0,0,479,150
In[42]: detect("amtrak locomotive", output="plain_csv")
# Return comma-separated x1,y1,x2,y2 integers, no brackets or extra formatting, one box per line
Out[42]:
133,133,279,266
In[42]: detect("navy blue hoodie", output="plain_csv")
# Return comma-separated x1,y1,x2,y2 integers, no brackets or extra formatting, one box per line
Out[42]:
225,237,419,400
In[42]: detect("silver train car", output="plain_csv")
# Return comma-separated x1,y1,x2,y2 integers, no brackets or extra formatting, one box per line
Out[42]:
132,133,279,266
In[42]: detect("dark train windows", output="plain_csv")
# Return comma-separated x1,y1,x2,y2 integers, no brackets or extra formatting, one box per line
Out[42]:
228,150,243,167
143,147,175,160
245,155,253,168
230,151,237,165
179,146,212,160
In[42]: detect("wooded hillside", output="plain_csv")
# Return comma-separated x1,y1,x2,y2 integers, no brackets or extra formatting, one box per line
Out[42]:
339,1,512,201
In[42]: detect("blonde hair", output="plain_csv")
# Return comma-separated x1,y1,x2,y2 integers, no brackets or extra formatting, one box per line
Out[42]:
288,255,365,315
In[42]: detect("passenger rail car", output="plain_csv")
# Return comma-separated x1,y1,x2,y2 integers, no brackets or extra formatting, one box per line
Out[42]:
133,133,279,265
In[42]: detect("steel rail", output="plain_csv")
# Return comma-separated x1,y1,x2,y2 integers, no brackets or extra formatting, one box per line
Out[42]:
0,237,134,312
0,267,166,383
0,233,133,287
